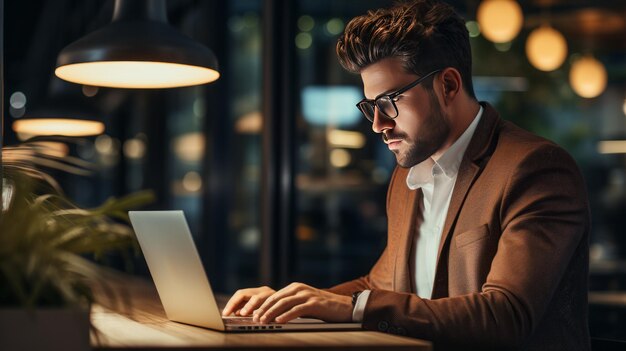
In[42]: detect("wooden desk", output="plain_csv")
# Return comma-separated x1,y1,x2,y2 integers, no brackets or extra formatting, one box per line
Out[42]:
90,277,431,351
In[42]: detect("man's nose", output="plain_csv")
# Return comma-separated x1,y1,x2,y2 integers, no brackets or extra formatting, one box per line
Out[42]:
372,108,394,134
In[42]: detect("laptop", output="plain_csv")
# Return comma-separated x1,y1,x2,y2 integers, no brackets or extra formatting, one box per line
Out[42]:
129,210,362,332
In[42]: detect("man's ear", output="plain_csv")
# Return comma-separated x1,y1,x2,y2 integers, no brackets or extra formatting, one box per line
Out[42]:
439,68,462,105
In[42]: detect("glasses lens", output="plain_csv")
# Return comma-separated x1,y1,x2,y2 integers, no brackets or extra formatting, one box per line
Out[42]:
377,97,397,118
357,101,375,122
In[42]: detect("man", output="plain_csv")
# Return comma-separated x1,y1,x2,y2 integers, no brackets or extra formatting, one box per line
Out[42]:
223,0,590,349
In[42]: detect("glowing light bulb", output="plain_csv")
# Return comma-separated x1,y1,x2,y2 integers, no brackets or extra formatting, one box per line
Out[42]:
526,26,568,71
569,56,607,98
477,0,523,43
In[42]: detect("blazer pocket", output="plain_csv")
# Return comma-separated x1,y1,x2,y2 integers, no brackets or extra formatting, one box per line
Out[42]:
455,224,490,248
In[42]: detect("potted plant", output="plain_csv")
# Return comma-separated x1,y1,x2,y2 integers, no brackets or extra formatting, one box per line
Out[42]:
0,140,154,350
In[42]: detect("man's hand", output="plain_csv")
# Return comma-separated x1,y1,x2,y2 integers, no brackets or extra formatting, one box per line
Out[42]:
222,286,276,317
251,283,353,324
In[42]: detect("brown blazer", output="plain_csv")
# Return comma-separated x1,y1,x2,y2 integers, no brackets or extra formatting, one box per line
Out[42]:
327,103,590,350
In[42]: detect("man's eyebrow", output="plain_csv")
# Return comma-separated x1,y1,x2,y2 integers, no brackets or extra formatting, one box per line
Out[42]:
364,79,412,99
369,85,401,99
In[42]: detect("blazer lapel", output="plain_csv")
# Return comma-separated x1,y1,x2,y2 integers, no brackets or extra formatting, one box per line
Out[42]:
431,103,500,298
393,187,421,293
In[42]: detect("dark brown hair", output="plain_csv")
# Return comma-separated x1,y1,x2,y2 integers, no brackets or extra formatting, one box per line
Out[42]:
336,0,476,99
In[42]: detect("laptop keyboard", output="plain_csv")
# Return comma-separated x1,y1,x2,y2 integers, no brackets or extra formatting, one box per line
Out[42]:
222,317,284,330
223,317,255,324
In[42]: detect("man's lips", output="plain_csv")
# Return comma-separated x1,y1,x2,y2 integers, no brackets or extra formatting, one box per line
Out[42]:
386,139,402,149
382,133,403,149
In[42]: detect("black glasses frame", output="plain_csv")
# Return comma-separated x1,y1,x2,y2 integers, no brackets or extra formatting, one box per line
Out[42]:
356,69,442,122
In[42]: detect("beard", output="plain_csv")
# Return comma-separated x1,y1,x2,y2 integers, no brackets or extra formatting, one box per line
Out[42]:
388,96,450,168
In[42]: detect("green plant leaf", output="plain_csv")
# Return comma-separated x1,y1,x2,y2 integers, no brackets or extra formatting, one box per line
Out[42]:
1,141,154,309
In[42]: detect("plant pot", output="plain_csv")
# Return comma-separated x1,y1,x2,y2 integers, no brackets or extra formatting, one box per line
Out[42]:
0,307,90,351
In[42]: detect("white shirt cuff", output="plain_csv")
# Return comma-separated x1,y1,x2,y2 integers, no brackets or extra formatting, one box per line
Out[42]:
351,289,371,322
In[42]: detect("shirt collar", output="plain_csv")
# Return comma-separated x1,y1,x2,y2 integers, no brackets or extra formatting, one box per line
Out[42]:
406,105,483,190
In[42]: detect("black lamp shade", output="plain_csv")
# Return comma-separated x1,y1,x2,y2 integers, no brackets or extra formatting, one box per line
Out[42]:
13,93,105,138
55,0,220,89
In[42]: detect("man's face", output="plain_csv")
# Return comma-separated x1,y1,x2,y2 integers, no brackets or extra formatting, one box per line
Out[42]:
360,57,450,168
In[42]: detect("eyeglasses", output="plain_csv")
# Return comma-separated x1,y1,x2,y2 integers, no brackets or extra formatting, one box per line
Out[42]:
356,69,442,123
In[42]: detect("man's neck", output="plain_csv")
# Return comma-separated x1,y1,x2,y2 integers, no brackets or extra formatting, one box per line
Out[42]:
433,99,481,160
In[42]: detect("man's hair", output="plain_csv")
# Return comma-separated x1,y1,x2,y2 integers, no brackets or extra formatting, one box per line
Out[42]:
336,0,476,99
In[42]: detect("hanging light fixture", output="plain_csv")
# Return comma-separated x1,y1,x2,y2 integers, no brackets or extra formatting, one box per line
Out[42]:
13,119,104,139
55,0,219,89
569,56,607,99
477,0,524,43
12,78,105,139
526,25,568,71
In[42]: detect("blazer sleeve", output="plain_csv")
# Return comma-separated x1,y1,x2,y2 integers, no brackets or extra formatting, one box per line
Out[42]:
361,144,590,348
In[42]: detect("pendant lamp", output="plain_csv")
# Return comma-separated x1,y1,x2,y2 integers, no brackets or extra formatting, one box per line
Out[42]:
12,78,105,139
13,118,104,139
569,55,607,99
55,0,220,89
477,0,524,44
526,25,568,72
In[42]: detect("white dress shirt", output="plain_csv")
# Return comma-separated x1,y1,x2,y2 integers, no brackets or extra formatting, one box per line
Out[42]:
352,106,483,322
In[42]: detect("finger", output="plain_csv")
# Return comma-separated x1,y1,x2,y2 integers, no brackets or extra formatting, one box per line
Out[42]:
275,302,315,324
254,294,278,319
222,291,249,316
240,295,267,316
257,295,309,324
256,283,306,316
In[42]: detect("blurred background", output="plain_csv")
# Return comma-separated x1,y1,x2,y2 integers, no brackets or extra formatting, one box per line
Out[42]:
2,0,625,342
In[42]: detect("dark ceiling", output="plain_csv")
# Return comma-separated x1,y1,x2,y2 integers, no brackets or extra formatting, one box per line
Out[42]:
3,0,625,116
